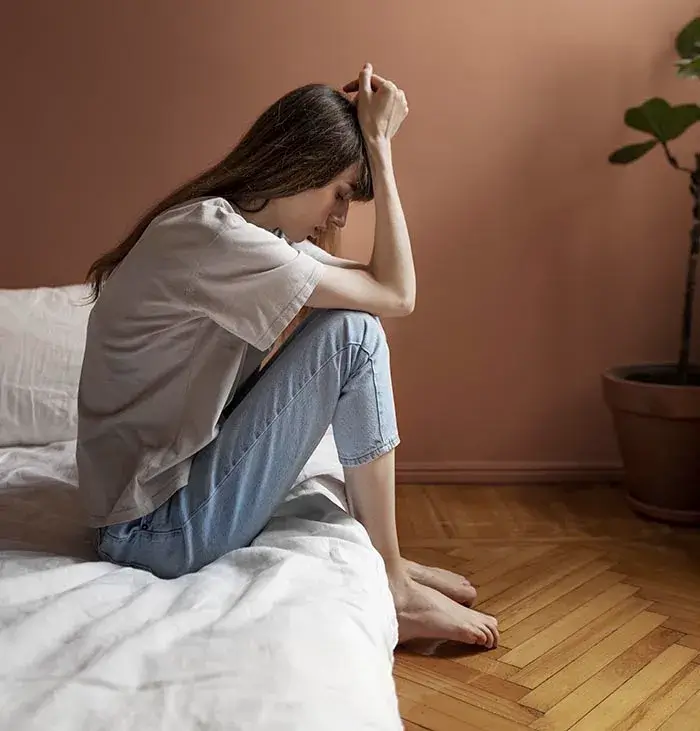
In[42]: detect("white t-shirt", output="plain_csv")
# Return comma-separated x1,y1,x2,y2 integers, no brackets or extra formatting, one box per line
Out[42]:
76,197,324,526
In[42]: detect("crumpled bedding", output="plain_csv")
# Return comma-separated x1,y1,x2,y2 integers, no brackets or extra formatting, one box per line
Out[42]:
0,431,401,731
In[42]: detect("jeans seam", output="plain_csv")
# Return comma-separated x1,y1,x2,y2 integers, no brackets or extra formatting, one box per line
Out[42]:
149,340,375,536
101,525,184,543
370,349,385,443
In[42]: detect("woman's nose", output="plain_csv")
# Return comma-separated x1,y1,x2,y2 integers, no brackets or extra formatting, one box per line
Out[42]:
329,201,349,228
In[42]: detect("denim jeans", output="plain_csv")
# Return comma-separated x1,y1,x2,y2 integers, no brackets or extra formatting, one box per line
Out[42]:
96,309,400,579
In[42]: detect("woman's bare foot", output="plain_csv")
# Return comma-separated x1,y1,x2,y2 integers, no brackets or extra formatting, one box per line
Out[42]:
390,574,499,648
402,558,477,606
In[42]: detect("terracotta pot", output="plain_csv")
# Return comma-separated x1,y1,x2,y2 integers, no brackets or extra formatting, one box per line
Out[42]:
602,363,700,525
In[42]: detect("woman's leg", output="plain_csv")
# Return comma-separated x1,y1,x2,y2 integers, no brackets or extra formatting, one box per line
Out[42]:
98,308,498,647
98,308,400,578
344,450,475,595
344,443,498,649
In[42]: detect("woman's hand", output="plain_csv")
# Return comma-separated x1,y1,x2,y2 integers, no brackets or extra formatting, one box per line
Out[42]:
343,63,408,146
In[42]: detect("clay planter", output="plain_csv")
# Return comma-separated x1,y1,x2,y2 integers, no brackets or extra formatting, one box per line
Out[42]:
602,363,700,524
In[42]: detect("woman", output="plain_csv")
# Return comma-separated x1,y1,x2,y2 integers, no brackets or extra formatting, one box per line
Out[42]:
77,63,499,649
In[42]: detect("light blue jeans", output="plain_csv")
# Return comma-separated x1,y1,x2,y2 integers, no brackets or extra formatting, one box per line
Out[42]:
96,309,400,579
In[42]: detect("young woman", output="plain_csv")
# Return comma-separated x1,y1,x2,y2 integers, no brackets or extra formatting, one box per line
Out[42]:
77,63,499,649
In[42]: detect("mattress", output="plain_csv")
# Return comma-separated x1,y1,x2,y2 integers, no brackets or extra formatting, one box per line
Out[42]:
0,430,402,731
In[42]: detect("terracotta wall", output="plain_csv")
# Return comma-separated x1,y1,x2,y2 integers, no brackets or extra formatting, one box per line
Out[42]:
2,0,699,478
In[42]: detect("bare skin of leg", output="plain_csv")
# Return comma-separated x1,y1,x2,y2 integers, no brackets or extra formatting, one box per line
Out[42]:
344,450,499,649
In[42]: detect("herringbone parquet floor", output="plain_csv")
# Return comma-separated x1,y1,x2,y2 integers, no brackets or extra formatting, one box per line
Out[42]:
395,484,700,731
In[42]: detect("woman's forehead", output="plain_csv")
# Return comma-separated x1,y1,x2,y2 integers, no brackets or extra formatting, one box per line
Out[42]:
336,164,360,187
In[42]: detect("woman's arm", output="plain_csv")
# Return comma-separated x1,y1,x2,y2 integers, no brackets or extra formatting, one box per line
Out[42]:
292,240,367,271
306,66,414,317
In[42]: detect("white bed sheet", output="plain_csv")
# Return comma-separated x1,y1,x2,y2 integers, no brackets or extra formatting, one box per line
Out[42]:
0,430,401,731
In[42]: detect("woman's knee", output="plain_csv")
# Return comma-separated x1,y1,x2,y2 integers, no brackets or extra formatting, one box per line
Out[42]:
317,309,387,349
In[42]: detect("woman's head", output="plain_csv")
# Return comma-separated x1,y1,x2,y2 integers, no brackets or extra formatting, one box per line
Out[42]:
228,83,373,242
87,83,373,299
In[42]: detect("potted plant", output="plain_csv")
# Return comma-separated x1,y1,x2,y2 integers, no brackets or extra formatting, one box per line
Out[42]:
605,16,700,524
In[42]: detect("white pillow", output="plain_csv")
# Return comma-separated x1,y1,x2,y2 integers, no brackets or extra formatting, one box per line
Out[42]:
0,284,93,447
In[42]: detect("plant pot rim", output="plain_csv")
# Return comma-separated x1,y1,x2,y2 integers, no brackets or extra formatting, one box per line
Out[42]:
603,362,700,389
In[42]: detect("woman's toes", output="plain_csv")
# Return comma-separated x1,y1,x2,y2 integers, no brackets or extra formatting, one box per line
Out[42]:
483,615,499,647
465,627,488,646
393,578,500,649
481,624,496,649
403,559,478,605
461,583,478,605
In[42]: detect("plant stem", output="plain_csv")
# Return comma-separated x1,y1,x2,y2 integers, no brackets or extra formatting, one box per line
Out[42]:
677,154,700,384
661,142,694,173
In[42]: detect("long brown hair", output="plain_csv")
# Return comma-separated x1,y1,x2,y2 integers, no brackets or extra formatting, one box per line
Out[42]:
86,83,373,301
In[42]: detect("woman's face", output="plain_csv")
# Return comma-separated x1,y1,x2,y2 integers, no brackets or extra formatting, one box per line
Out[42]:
270,164,360,243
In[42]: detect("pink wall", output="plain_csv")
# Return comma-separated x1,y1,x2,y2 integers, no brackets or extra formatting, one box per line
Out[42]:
2,0,699,479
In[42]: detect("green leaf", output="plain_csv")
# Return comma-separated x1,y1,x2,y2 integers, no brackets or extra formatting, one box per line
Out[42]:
608,140,658,164
664,104,700,140
676,56,700,78
624,98,700,142
624,98,669,136
675,17,700,59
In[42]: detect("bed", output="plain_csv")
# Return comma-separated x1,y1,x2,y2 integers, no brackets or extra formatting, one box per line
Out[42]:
0,285,402,730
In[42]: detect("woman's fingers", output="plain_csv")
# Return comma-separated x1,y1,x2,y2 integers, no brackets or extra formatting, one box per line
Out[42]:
342,64,394,95
342,64,408,142
361,63,373,94
343,77,379,93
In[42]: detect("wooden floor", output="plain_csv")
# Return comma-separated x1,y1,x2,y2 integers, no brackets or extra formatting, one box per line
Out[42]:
395,484,700,731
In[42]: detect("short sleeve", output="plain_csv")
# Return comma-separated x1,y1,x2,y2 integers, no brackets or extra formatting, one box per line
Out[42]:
186,201,324,351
